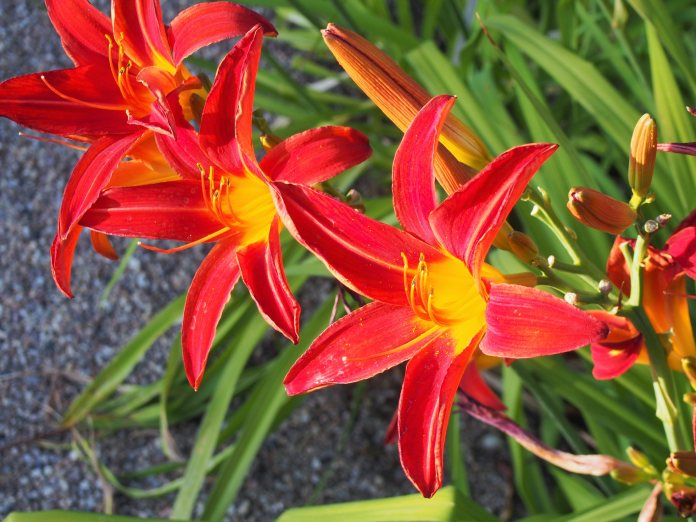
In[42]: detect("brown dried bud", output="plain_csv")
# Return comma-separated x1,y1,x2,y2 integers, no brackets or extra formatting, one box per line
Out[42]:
668,451,696,478
670,487,696,517
507,231,539,263
628,114,657,199
567,187,637,234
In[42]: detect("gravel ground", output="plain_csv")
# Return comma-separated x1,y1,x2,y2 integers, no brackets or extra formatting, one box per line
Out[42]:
0,2,515,520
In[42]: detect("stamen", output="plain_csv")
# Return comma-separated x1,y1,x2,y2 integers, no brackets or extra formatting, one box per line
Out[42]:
18,132,88,152
138,227,231,254
41,75,127,111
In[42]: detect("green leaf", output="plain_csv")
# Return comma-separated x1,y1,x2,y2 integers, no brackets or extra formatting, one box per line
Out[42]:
627,0,696,92
552,485,650,521
484,14,640,149
3,512,190,522
170,308,269,519
62,294,185,426
646,23,696,217
278,486,500,522
201,298,335,522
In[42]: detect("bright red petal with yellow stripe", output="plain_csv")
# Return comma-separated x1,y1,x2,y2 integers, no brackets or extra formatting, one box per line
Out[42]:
481,284,608,358
393,95,454,243
51,226,83,299
183,239,241,390
46,0,111,66
237,218,300,343
261,126,371,185
112,0,173,69
274,182,445,306
284,302,442,395
200,25,263,174
0,66,130,136
429,144,557,280
155,120,211,180
59,132,144,240
167,2,276,65
81,180,222,241
398,329,481,497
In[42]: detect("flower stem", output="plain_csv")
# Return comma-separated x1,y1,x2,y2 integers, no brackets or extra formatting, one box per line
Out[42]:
526,188,607,284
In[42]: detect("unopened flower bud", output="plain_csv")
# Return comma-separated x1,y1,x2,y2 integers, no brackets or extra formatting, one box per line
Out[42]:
321,23,490,189
657,213,672,226
493,221,513,251
611,0,628,29
345,189,365,214
643,220,659,234
598,279,613,295
627,446,656,473
567,187,637,234
507,231,539,263
628,114,657,199
681,357,696,391
564,292,578,306
668,452,696,478
611,461,650,485
260,133,282,151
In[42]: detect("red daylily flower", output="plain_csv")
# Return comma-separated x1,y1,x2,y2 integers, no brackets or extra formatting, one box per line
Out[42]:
278,95,607,497
0,0,275,139
80,26,372,389
51,130,181,297
607,211,696,369
587,311,647,380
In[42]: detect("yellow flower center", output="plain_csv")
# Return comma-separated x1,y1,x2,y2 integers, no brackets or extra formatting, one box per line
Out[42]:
200,165,276,246
402,252,486,346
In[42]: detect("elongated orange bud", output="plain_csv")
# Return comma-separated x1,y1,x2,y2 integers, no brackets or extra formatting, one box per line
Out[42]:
567,187,637,234
322,24,491,188
507,231,539,263
628,114,657,200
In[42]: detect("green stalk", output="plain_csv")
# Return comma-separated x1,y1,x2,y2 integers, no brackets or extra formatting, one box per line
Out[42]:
526,188,607,285
629,309,688,452
621,233,689,451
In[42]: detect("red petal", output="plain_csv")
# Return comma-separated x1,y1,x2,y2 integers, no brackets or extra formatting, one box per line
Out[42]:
675,208,696,234
429,144,558,280
183,239,241,389
0,67,130,136
587,311,643,380
200,26,263,174
274,182,445,306
606,236,632,297
481,284,608,358
81,180,222,241
59,132,144,240
167,2,276,65
284,302,442,395
236,218,300,343
459,363,506,411
51,226,82,299
112,0,173,69
155,121,210,180
667,227,696,279
46,0,112,66
90,230,119,261
393,95,454,243
260,126,371,185
398,330,481,497
590,338,643,380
